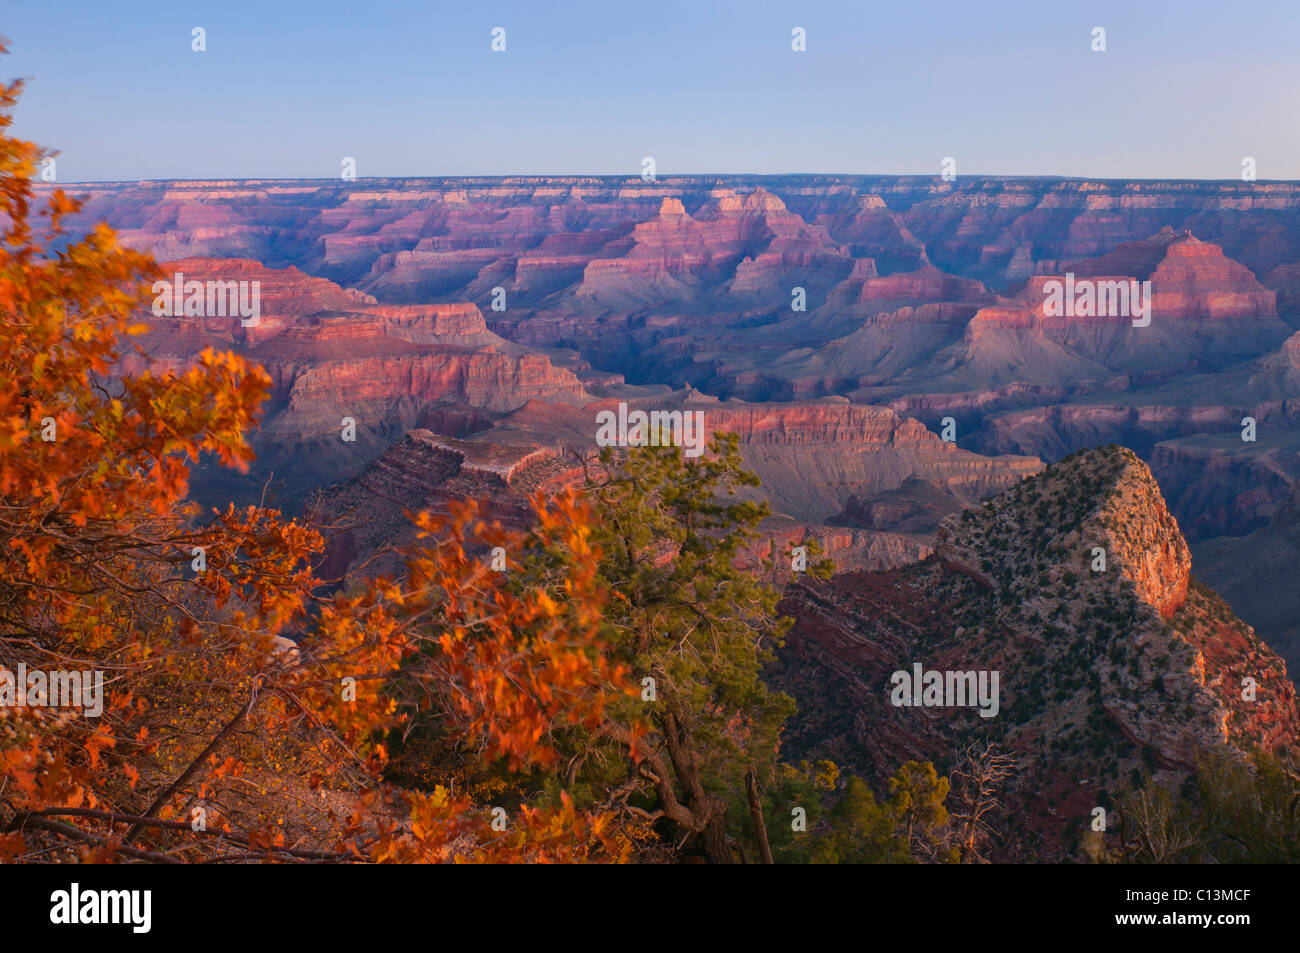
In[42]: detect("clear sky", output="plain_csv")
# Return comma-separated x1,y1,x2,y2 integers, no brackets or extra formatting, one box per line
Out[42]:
4,0,1298,182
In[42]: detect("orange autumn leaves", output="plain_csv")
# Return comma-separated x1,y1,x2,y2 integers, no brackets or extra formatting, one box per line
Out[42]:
403,495,628,770
376,787,626,864
297,493,636,861
0,55,327,856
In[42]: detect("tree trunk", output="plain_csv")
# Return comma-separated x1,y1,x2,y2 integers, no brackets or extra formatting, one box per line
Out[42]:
661,708,735,864
700,811,733,865
746,767,775,864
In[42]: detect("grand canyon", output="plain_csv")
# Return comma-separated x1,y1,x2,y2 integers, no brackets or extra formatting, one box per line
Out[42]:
9,164,1300,873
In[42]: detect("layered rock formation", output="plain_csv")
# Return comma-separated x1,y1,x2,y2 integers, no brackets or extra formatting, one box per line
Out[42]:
130,258,594,509
835,476,967,536
312,427,939,584
311,429,586,580
470,392,1041,523
1035,227,1277,323
698,402,1041,522
312,392,1040,580
770,447,1298,859
58,180,1300,416
567,188,852,312
53,176,1300,294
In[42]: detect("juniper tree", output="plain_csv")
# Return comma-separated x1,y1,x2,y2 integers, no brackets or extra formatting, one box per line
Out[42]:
565,431,831,863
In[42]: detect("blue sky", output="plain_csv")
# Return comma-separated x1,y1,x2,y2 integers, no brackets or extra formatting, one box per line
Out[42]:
5,0,1298,182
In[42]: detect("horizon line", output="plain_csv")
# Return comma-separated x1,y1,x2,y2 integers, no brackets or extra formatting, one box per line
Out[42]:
34,172,1300,187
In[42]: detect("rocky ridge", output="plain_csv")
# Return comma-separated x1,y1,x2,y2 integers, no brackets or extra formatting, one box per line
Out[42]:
770,446,1298,859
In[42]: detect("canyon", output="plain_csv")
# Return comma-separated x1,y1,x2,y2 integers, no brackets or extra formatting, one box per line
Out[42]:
55,173,1298,688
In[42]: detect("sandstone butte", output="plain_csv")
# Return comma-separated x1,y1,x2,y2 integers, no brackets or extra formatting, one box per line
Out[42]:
134,257,591,411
